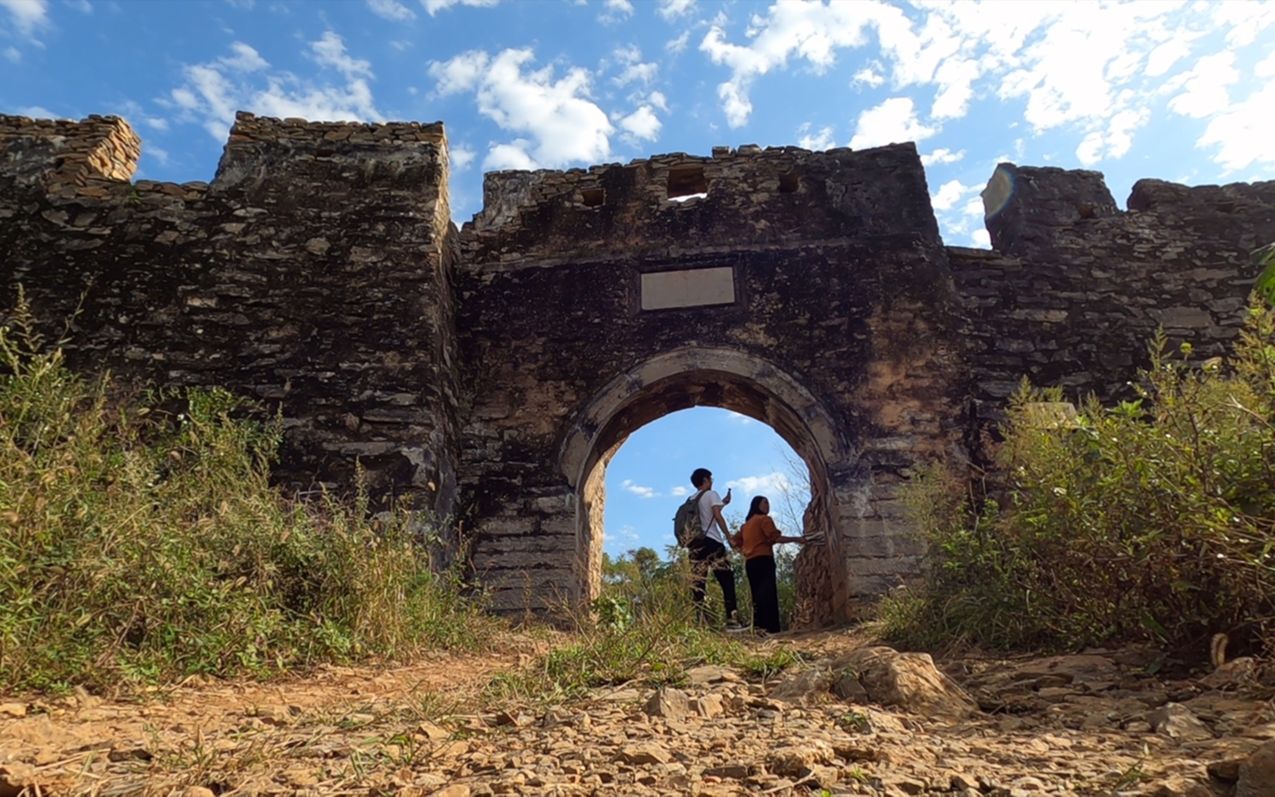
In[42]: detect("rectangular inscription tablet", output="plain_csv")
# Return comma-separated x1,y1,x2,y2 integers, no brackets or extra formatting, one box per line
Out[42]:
640,266,735,311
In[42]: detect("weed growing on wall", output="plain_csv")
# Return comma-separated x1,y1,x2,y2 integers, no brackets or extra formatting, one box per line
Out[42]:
881,286,1275,658
0,297,491,692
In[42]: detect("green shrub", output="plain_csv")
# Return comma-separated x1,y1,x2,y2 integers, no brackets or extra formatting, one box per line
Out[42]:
0,299,489,692
882,298,1275,656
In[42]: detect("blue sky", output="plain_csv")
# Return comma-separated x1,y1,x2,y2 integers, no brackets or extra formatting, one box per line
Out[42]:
2,0,1272,556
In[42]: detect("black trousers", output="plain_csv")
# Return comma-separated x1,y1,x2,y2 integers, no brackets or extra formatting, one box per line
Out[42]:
688,537,737,621
746,555,781,633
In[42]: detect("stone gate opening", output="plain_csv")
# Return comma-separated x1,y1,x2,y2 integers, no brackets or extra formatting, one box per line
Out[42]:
559,348,848,625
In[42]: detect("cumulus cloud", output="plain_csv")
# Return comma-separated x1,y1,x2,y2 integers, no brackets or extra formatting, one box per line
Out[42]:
622,479,658,499
971,229,991,248
666,30,690,54
669,485,690,497
852,65,885,88
166,34,380,140
657,0,694,21
920,147,964,166
0,0,48,36
429,48,622,169
796,123,835,151
618,105,661,141
727,472,792,496
849,97,935,149
612,44,658,87
1197,80,1275,173
367,0,415,21
930,179,973,212
421,0,498,14
1075,106,1150,166
601,0,633,20
1166,52,1238,119
450,144,476,170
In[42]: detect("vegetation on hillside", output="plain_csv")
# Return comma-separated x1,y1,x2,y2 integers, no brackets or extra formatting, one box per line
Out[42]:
882,264,1275,658
0,298,490,692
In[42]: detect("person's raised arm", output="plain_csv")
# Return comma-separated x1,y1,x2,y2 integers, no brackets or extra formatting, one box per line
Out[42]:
711,504,730,538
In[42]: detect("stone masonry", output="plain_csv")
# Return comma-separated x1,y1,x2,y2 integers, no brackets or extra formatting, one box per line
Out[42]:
2,112,1272,624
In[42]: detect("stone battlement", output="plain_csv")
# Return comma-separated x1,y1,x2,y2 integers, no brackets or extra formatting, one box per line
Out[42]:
0,114,141,193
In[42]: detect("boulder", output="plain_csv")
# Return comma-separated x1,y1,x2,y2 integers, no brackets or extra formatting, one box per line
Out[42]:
645,687,691,719
1238,739,1275,797
839,647,978,719
1147,703,1213,742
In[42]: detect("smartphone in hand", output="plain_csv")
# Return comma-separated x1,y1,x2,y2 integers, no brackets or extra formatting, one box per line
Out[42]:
724,487,732,504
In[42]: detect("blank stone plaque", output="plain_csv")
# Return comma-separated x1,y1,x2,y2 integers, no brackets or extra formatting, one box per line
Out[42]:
640,266,735,311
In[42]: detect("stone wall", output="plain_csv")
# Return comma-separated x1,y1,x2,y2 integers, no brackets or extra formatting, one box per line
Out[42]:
0,112,460,526
3,111,1273,624
957,163,1275,429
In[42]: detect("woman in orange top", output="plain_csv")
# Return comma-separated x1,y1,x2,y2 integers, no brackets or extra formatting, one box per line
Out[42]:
736,496,805,634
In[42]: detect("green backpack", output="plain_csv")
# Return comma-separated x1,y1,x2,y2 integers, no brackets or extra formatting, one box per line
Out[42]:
673,490,707,546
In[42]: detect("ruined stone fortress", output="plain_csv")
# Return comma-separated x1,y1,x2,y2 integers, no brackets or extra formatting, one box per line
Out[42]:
2,111,1273,624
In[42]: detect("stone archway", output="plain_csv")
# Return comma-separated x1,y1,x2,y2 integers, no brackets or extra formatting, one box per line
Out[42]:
558,347,857,626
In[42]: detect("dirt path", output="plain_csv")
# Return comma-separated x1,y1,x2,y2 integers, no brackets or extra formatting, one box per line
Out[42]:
1,630,1272,796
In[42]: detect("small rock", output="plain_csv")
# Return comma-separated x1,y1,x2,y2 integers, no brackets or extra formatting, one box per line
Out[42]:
182,788,216,797
418,720,450,741
1201,657,1259,691
1148,703,1214,741
694,693,724,719
767,740,834,777
618,743,671,766
1152,777,1214,797
951,773,980,790
685,665,741,686
704,763,752,779
0,703,27,719
645,687,691,719
1124,720,1152,733
771,667,835,704
107,746,153,762
1207,757,1243,782
833,671,869,703
1238,738,1275,797
429,786,471,797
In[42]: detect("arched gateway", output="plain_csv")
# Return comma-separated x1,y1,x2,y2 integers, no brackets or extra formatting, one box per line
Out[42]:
3,113,1271,625
457,143,969,622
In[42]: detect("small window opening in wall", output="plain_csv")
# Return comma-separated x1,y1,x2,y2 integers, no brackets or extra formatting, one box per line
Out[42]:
581,186,605,207
778,172,799,193
667,164,708,201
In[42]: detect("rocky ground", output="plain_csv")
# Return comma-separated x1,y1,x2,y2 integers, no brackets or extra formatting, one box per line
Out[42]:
1,630,1273,796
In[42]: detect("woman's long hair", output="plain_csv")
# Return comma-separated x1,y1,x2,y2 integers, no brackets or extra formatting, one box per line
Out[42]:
745,495,768,522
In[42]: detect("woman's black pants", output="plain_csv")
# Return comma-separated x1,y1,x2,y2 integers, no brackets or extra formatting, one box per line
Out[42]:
746,555,781,633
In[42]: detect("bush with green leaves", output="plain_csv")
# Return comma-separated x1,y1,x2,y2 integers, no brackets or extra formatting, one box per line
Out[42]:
0,300,490,692
882,292,1275,657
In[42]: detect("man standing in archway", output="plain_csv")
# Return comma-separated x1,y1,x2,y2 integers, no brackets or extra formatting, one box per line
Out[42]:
687,468,741,629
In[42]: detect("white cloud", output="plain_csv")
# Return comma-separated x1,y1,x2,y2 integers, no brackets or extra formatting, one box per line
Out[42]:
852,66,885,88
962,197,982,217
1074,106,1149,166
931,57,979,120
602,0,632,17
796,123,835,151
68,0,91,12
700,1,877,127
167,36,381,140
3,45,19,62
669,485,690,497
666,30,690,54
0,0,48,35
849,97,936,149
920,147,964,166
727,472,792,497
220,42,268,72
971,229,991,248
612,44,657,87
450,144,475,170
311,31,372,79
483,141,537,171
16,105,59,118
367,0,415,21
1166,52,1238,119
657,0,693,21
618,104,661,141
144,116,169,131
429,48,614,169
647,90,669,112
145,145,170,166
930,179,972,212
622,479,658,499
1144,36,1194,78
1197,81,1275,173
421,0,498,14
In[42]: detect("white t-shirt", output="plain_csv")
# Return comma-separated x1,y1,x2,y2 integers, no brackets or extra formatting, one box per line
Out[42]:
697,489,727,544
